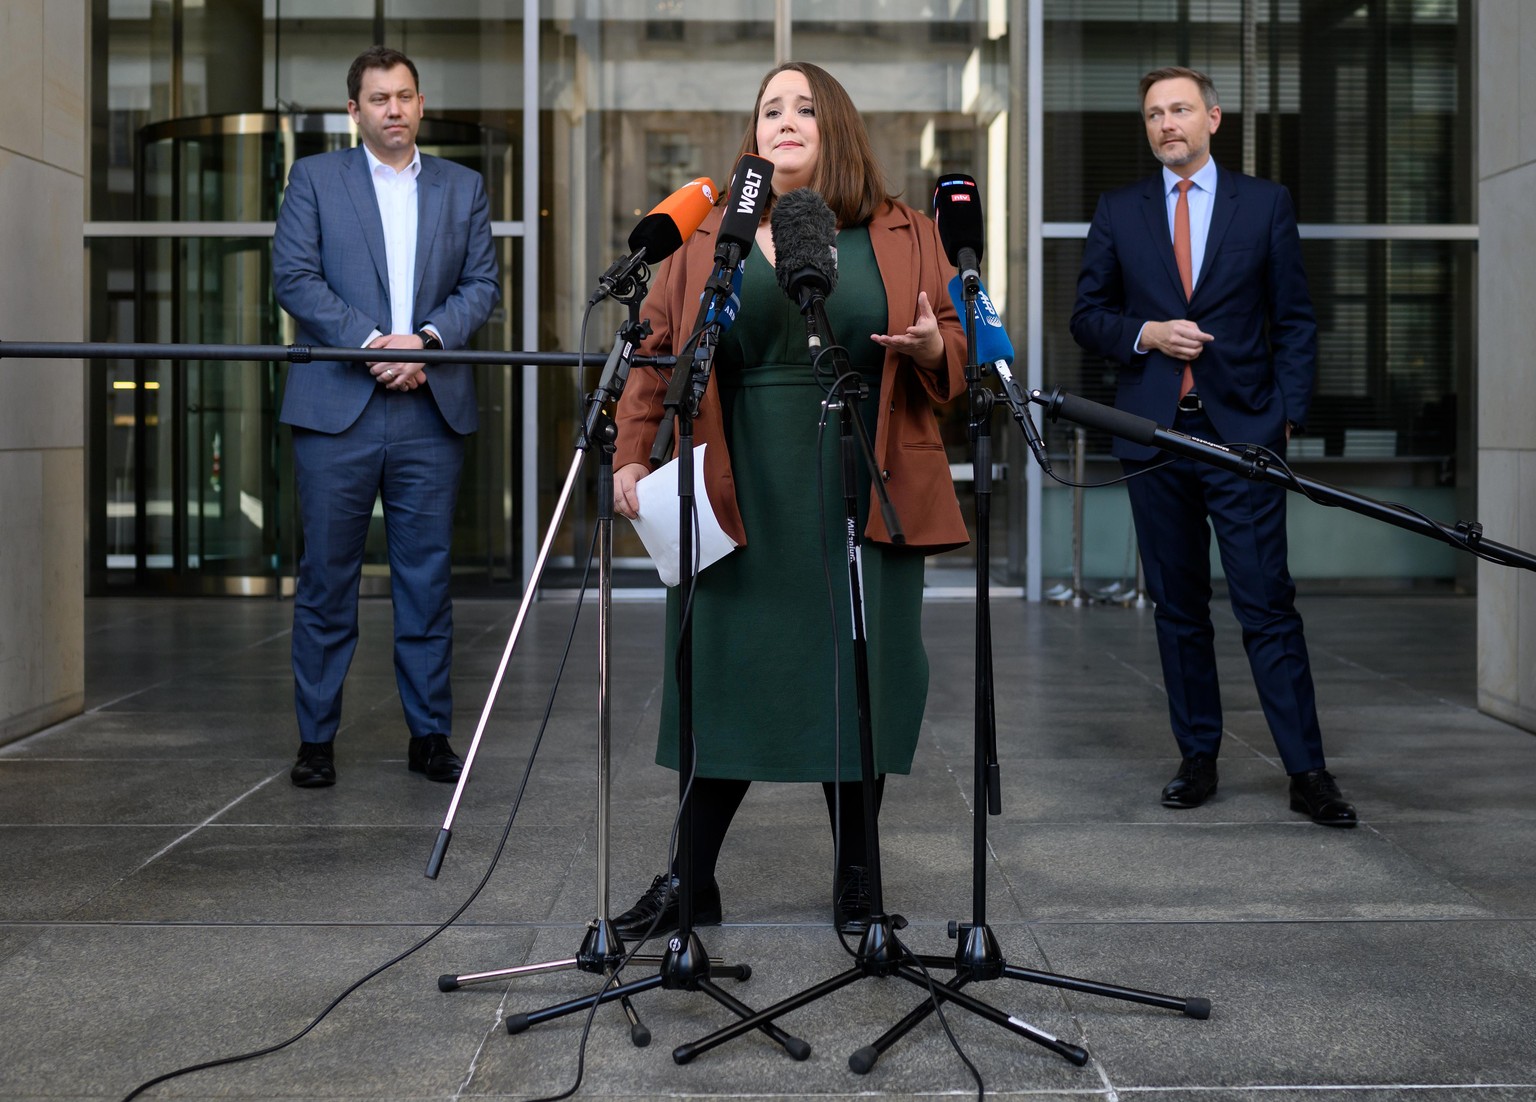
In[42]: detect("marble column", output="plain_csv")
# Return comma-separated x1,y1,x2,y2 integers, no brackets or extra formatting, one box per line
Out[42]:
0,0,86,743
1477,2,1536,733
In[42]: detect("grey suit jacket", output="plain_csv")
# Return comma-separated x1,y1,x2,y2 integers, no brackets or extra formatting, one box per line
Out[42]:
273,145,500,435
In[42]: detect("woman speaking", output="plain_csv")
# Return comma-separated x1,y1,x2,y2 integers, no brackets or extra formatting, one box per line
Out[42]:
611,61,969,939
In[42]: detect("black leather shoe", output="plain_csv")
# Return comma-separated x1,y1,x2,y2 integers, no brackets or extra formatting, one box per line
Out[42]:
291,741,336,788
408,734,463,782
834,865,873,935
1161,755,1218,808
1289,768,1358,827
612,873,722,941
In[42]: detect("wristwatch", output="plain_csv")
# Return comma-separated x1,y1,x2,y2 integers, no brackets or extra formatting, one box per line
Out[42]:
417,328,442,351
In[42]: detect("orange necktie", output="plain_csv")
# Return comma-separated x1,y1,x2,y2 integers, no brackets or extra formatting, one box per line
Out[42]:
1174,179,1195,400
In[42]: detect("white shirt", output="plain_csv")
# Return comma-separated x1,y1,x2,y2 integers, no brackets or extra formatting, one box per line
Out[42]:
363,144,420,341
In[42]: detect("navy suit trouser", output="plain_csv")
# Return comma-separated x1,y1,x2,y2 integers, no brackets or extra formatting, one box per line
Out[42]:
1122,405,1326,775
290,387,465,744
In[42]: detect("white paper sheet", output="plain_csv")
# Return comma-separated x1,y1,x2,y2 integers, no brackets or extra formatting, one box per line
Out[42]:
628,442,739,587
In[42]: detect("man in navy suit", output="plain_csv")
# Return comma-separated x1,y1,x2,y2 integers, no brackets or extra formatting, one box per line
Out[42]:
1071,66,1356,826
273,46,500,788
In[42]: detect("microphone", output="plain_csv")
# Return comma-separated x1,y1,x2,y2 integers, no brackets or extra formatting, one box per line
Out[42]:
682,261,745,414
946,274,1011,366
702,261,745,332
932,173,983,291
647,158,768,468
945,274,1051,474
630,176,718,258
714,154,775,267
770,188,839,353
1033,386,1159,449
590,176,718,305
771,188,839,311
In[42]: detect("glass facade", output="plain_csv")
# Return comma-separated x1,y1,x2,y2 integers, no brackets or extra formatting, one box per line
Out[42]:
86,0,1476,597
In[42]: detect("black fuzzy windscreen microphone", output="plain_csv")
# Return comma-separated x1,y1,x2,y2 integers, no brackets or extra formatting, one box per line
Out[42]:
770,187,838,312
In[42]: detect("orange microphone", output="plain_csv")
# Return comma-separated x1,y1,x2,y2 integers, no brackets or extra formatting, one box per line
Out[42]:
591,176,718,306
627,176,719,260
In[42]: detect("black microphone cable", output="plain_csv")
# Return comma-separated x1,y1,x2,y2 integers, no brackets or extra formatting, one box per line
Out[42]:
119,522,606,1102
118,298,691,1102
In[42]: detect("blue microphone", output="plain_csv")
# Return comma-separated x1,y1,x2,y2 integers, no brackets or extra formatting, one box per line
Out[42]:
947,275,1051,473
702,261,745,332
947,274,1013,366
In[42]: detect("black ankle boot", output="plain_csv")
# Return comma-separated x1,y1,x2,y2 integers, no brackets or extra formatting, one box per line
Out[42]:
833,865,873,934
612,872,722,940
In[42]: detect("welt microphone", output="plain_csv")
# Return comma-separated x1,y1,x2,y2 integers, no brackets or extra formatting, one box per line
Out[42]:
932,172,984,292
769,187,839,350
649,159,770,467
590,175,718,305
715,154,775,268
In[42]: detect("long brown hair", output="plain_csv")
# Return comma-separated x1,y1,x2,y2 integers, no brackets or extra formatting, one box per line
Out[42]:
735,61,890,227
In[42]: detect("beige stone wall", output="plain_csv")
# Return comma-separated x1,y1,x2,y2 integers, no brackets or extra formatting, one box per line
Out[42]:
1477,2,1536,733
0,0,86,742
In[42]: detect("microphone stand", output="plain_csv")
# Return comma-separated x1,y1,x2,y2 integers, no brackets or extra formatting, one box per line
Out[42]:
437,273,692,1044
1028,386,1536,574
671,291,914,1067
672,284,1113,1070
845,288,1209,1076
491,251,811,1060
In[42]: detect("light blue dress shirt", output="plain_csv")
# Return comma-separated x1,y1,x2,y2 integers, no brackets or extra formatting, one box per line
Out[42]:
1133,157,1220,356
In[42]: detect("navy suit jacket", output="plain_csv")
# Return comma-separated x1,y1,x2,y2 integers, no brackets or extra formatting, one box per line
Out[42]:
1070,164,1317,461
273,146,500,436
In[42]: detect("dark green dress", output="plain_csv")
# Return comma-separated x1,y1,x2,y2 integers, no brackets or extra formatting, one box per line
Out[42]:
656,226,929,782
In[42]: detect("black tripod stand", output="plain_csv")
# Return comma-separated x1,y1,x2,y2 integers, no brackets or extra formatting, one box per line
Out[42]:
667,281,1104,1068
482,252,809,1059
435,287,706,1044
843,285,1209,1075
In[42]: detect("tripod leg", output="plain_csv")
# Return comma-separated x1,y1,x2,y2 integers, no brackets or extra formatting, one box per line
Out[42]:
439,958,579,990
895,965,1089,1066
619,992,651,1047
691,977,811,1061
505,972,664,1035
848,973,971,1074
672,968,866,1064
1001,963,1211,1019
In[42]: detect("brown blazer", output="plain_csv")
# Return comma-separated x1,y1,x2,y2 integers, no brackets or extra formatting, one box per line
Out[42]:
613,199,971,554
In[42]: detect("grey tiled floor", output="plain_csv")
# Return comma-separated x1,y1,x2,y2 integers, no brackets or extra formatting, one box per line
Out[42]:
2,592,1535,1101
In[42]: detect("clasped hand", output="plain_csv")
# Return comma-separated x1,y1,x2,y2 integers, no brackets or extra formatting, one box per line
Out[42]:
1143,318,1213,362
368,332,428,390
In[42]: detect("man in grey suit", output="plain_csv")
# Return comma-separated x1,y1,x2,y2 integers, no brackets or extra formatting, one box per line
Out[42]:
273,45,500,788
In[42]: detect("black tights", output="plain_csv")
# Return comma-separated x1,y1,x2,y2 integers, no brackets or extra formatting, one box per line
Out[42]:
673,775,887,885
